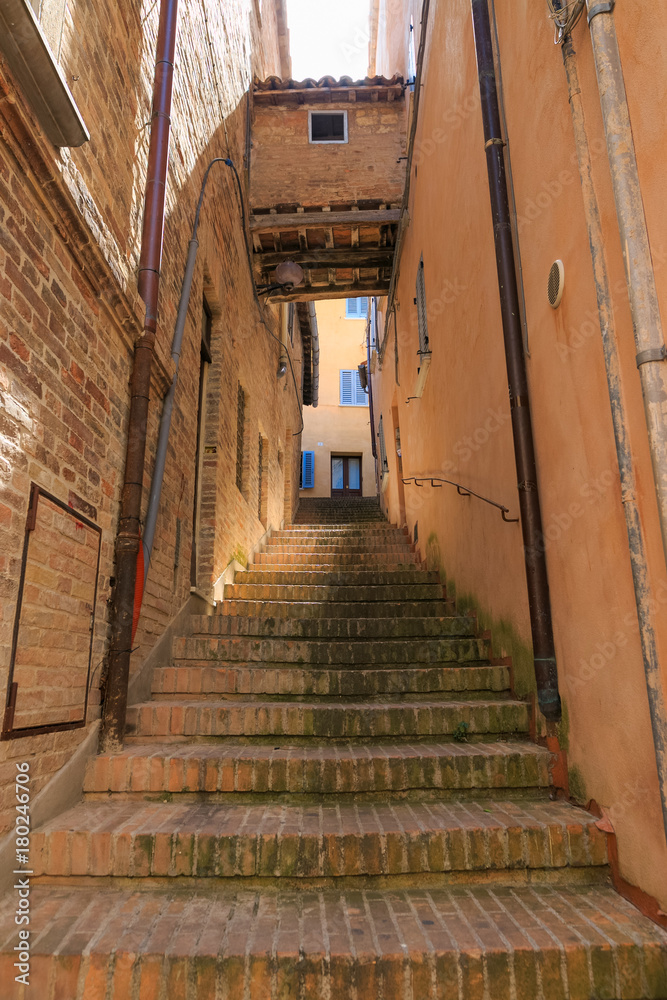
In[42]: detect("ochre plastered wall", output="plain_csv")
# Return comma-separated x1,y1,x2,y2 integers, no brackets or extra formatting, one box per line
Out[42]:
0,0,301,830
300,299,376,499
371,0,667,906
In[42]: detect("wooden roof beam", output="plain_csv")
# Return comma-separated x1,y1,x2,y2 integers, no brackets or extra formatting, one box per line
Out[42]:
249,209,401,232
255,247,395,268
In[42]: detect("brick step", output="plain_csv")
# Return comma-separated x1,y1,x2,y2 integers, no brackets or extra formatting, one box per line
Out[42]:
221,599,453,619
267,535,410,548
171,635,489,665
191,613,476,639
29,799,608,880
242,569,437,585
224,583,444,602
262,543,415,555
253,551,421,566
153,664,510,699
4,884,666,1000
84,740,551,796
272,526,408,538
4,884,665,1000
125,698,530,739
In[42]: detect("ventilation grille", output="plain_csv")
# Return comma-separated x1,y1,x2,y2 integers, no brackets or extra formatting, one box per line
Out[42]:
548,260,565,309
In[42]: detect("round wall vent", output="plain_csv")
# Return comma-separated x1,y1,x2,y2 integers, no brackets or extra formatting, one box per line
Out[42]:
548,259,565,309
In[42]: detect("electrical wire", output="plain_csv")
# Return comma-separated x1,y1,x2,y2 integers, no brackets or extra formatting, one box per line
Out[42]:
226,158,305,435
546,0,585,43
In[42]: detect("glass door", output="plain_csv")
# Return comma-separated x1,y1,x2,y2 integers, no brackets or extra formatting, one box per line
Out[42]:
331,456,362,496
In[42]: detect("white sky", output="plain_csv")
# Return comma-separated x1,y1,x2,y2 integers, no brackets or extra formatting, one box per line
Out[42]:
285,0,371,81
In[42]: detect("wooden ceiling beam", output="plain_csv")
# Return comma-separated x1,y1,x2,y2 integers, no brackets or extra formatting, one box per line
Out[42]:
249,209,401,232
266,281,390,302
255,247,394,269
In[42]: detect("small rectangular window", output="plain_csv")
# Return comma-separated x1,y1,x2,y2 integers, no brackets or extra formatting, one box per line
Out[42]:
301,451,315,489
309,110,348,144
345,298,369,319
340,370,368,407
416,255,430,355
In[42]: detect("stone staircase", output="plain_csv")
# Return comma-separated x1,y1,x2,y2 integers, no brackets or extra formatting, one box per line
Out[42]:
2,497,667,998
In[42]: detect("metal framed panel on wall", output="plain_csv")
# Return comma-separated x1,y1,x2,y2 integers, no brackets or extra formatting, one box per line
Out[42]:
1,483,102,740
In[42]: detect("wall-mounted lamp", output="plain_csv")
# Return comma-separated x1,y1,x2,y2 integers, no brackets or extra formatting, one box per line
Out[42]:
276,358,288,378
257,260,305,296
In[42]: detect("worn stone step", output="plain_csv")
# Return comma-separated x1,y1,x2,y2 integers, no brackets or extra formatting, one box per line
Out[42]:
84,740,551,796
242,569,436,585
224,583,444,603
270,533,406,544
272,526,408,538
172,634,489,666
154,663,510,699
30,799,608,880
191,613,476,639
4,884,665,1000
125,698,530,739
262,542,415,556
253,551,421,566
221,599,453,619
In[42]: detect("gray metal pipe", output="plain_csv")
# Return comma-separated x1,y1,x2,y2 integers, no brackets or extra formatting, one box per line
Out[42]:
307,300,319,409
586,0,667,570
142,235,199,581
562,35,667,845
141,157,231,584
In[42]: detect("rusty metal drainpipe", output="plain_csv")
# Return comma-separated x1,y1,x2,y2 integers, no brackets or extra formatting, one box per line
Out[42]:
367,308,377,461
100,0,179,753
471,0,561,722
585,0,667,570
561,36,667,842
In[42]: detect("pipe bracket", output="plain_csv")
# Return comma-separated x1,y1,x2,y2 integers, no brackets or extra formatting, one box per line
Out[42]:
636,345,667,368
587,1,615,23
484,137,506,149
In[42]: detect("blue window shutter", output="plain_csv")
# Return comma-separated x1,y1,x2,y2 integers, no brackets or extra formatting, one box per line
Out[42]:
302,451,315,488
345,298,369,318
353,370,368,406
416,256,429,354
340,370,354,405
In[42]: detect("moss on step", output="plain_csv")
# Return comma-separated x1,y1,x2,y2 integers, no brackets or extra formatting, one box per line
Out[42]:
424,531,535,700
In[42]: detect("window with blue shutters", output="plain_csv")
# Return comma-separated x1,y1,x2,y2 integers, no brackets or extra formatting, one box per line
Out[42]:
378,416,389,474
301,451,315,489
345,298,369,319
339,370,368,406
416,256,430,355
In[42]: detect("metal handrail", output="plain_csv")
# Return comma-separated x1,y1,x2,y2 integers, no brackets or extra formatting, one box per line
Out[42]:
401,476,519,522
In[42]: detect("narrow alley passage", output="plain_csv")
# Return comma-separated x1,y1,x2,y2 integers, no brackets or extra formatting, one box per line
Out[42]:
1,498,665,997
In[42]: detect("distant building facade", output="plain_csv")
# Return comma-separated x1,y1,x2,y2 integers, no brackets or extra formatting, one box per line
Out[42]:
300,298,377,499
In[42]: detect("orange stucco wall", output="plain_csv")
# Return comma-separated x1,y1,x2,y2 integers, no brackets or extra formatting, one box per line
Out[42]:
371,0,667,907
300,299,377,498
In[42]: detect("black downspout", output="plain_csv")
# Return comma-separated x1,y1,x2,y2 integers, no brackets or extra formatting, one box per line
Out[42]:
471,0,561,722
367,310,377,460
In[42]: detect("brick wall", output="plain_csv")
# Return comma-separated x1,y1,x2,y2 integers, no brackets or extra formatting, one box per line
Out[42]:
250,100,407,210
0,0,302,832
